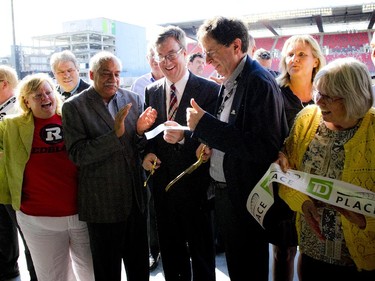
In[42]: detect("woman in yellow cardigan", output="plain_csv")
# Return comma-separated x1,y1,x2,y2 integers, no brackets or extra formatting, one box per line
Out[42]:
0,73,94,281
278,57,375,280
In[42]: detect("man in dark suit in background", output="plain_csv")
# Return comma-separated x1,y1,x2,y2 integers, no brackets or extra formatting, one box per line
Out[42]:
50,50,90,100
142,26,219,281
62,51,156,281
187,16,288,281
130,43,164,271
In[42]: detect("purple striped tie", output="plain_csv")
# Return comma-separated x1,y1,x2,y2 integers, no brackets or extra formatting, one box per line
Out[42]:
168,84,178,120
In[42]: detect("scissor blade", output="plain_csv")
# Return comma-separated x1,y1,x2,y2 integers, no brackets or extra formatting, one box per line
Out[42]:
165,145,206,191
165,159,202,191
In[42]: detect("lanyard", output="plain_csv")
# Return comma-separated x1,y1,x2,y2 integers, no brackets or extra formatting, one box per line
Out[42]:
217,87,234,118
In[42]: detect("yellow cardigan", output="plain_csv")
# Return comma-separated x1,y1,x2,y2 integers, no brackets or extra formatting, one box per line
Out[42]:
279,105,375,271
0,112,35,210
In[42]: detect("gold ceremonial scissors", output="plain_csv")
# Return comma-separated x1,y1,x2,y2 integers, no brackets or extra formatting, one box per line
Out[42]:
144,157,158,187
165,145,207,192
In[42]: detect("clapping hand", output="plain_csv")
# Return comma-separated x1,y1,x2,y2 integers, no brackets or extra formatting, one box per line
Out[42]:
137,106,157,135
115,103,132,137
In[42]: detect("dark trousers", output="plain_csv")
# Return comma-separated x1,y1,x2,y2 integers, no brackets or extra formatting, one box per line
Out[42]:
86,206,149,281
0,205,37,281
154,187,216,281
215,187,269,281
299,253,375,281
147,184,160,259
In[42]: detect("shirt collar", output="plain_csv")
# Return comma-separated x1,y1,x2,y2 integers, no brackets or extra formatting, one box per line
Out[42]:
223,55,246,91
59,80,80,95
166,69,189,95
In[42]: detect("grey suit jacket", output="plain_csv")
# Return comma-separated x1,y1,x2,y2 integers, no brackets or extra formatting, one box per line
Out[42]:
62,86,146,223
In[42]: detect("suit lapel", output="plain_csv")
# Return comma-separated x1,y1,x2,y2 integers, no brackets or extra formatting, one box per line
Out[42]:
87,88,114,129
215,85,225,115
228,80,244,124
175,80,192,123
174,74,202,124
116,90,129,111
158,81,168,121
228,59,251,124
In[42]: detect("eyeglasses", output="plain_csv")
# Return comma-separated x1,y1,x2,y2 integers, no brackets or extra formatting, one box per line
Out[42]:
154,47,183,63
203,44,227,59
315,91,343,104
31,91,53,101
55,68,78,76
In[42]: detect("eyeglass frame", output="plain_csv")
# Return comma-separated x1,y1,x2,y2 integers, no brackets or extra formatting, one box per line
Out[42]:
314,91,343,104
154,47,184,63
55,68,78,76
202,43,232,59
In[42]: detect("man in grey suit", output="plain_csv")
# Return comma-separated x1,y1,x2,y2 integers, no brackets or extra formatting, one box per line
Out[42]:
142,26,219,281
61,51,156,281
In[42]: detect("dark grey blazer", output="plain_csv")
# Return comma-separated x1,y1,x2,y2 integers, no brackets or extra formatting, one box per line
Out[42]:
62,86,146,223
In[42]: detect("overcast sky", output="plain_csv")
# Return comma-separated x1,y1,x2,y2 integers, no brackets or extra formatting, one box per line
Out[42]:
0,0,373,56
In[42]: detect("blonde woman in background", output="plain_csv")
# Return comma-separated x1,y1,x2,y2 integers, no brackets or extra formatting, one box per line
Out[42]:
271,34,326,281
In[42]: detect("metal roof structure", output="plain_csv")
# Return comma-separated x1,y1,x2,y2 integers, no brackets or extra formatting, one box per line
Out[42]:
161,3,375,40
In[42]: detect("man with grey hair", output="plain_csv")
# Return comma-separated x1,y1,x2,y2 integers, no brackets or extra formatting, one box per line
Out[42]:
130,43,164,105
50,50,90,100
62,51,156,281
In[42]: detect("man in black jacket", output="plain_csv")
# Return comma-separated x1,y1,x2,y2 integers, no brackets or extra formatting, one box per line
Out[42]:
187,16,288,281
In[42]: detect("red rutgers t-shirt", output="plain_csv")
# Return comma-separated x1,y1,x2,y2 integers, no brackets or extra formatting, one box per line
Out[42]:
21,114,78,216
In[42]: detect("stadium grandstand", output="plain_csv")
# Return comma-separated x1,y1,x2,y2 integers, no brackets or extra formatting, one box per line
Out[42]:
162,3,375,78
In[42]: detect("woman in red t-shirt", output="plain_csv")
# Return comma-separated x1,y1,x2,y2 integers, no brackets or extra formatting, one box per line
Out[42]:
0,73,94,281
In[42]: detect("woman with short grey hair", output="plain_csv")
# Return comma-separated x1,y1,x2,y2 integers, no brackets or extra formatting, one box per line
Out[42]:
278,57,375,280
